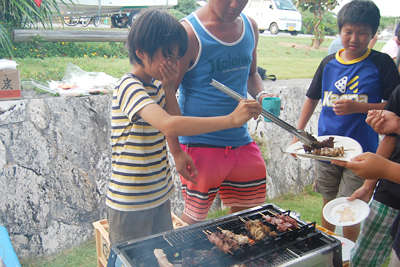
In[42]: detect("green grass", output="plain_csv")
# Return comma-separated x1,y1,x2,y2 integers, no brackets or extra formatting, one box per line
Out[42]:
14,35,379,84
20,237,98,267
256,36,385,80
16,57,131,82
15,36,387,84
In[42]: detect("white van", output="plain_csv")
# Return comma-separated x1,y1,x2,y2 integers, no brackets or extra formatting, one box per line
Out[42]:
243,0,302,36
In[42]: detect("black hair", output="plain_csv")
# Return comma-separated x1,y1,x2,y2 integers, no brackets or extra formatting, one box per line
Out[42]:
126,9,188,66
337,0,380,35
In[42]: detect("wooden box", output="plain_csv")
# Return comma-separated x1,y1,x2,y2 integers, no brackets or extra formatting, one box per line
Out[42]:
0,69,21,100
93,213,188,267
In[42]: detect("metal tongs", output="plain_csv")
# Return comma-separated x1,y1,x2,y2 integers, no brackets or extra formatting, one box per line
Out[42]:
210,79,317,147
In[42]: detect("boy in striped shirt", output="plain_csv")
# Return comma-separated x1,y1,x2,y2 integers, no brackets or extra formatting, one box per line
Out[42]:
106,9,261,247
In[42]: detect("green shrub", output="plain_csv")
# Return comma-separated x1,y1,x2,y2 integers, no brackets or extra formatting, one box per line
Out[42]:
2,36,129,59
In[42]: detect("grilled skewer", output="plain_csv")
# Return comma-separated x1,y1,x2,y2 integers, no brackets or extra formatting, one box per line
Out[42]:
243,218,275,240
203,230,234,254
217,227,250,246
260,211,300,231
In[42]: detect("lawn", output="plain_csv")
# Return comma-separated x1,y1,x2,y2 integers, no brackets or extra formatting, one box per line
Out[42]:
15,35,386,83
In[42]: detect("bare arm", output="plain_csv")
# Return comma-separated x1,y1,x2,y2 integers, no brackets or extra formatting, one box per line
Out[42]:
161,62,199,184
138,99,260,138
333,135,396,202
291,97,319,144
174,20,198,93
333,153,400,183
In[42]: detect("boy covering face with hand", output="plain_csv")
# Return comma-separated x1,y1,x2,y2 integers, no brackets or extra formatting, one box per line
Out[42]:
106,9,261,248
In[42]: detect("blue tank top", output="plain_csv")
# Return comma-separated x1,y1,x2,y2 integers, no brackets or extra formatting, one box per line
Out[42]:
178,12,255,147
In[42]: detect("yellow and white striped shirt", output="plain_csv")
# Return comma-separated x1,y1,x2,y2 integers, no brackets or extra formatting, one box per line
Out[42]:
106,73,174,211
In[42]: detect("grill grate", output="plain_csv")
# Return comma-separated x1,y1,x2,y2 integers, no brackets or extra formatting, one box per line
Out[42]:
248,248,300,266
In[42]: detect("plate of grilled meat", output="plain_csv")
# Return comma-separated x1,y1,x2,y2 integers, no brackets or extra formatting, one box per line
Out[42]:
286,135,363,162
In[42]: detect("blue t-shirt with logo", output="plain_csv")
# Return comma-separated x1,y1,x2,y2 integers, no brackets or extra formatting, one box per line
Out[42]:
307,48,400,153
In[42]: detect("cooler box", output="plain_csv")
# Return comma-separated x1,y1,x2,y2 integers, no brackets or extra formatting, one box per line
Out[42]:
0,226,21,267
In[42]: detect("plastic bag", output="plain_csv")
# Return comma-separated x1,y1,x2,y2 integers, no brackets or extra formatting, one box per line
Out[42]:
0,59,18,70
22,63,118,97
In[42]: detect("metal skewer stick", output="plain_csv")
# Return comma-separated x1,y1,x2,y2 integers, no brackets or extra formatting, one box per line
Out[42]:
210,79,316,147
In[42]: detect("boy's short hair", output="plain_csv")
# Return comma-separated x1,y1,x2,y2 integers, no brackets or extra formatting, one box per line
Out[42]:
337,0,380,35
126,9,188,67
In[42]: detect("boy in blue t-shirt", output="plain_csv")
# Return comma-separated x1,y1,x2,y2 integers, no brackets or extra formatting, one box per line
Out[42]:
291,0,400,243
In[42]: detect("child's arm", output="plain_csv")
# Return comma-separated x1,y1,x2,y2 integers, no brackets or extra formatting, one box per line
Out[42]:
332,100,387,116
332,152,400,184
333,135,396,202
138,99,260,137
161,61,199,184
291,97,319,144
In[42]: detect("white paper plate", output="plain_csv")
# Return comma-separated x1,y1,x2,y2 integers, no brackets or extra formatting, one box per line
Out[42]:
333,235,355,262
286,135,363,162
323,197,370,226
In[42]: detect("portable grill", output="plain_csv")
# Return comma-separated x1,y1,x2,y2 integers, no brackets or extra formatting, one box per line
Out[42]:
107,203,342,267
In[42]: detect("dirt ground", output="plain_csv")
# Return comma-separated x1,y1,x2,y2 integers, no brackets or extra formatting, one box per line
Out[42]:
277,42,329,52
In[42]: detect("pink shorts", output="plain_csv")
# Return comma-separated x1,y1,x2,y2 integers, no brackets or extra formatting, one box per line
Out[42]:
180,141,266,221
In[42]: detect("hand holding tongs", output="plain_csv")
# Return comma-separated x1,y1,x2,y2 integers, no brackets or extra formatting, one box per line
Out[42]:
210,79,317,147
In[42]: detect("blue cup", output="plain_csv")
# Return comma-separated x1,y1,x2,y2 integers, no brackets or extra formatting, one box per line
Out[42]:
262,97,281,122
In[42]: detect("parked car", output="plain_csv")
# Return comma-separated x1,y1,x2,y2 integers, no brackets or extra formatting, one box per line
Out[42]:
243,0,302,36
56,0,177,28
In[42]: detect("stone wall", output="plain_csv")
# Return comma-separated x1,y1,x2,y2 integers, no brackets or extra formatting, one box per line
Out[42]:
0,78,321,259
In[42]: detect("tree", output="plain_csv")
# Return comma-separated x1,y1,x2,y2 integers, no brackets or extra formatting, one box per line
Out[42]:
0,0,69,58
296,0,340,48
172,0,198,15
300,9,337,37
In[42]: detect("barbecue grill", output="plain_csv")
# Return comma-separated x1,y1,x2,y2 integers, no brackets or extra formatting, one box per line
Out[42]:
107,203,342,267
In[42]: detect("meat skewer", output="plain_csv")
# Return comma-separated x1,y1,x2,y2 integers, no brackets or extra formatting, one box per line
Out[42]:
303,136,334,153
302,136,346,157
203,230,234,254
217,227,250,246
259,211,299,231
243,218,277,240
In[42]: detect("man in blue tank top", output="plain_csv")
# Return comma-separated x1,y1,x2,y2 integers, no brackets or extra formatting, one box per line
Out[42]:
172,0,274,225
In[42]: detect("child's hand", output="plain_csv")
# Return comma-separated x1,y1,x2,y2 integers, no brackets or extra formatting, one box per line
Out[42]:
333,99,357,115
173,150,198,185
160,61,179,90
366,110,400,135
229,100,261,127
345,183,375,203
332,152,386,180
